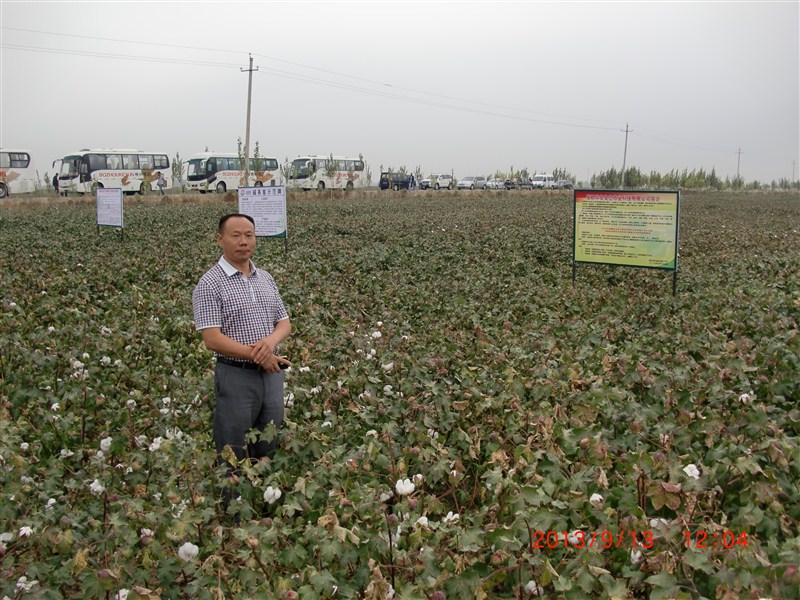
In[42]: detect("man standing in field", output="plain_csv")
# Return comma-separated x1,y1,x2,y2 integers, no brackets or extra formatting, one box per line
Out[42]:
192,213,291,477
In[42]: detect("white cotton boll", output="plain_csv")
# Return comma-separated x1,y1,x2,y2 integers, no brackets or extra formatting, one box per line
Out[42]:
631,548,643,565
382,362,394,372
649,518,670,529
443,511,460,524
263,486,282,504
415,516,429,528
177,541,199,562
395,479,415,496
89,479,106,495
589,493,604,508
100,437,113,453
371,331,382,339
683,464,701,480
524,581,544,596
18,526,35,538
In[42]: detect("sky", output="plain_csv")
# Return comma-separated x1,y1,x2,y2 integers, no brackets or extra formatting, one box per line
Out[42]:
1,1,798,185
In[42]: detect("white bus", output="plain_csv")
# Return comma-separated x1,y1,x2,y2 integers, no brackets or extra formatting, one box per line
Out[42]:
58,149,171,195
185,152,280,193
0,149,37,198
289,155,366,191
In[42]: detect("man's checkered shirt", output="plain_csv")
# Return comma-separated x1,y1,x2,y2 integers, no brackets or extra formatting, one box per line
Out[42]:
192,257,289,357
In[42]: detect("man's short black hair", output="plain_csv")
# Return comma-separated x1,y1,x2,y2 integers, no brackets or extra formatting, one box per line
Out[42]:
218,213,255,233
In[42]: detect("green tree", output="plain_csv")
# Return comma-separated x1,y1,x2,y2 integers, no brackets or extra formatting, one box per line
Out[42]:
171,152,184,191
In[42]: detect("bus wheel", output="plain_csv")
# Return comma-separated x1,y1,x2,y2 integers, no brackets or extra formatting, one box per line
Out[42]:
216,182,226,193
317,181,325,191
346,181,354,191
254,181,263,187
138,183,146,195
0,183,7,199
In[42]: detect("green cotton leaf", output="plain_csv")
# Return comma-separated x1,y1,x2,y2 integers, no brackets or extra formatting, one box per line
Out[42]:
682,547,715,574
553,575,574,592
645,572,678,588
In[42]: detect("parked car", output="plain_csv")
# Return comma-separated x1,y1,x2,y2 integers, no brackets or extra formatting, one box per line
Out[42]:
485,177,505,190
531,174,556,189
556,179,574,190
379,171,415,191
456,176,486,190
421,174,454,190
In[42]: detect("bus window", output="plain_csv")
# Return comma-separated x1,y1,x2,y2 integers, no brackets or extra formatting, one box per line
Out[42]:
140,155,154,171
123,155,139,169
106,154,122,170
206,158,217,174
8,152,31,168
154,155,169,169
88,154,106,173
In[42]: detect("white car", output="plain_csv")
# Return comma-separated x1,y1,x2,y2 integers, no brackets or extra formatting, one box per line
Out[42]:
531,174,556,189
485,178,505,190
456,176,486,190
421,174,454,190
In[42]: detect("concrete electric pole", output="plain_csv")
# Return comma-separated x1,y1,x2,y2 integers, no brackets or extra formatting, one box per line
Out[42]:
620,123,631,188
241,54,258,185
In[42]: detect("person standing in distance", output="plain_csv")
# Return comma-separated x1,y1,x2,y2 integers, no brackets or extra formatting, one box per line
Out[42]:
156,171,165,196
192,213,291,470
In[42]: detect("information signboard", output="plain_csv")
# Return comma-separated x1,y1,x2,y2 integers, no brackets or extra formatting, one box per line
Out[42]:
96,188,124,228
238,186,287,238
573,190,679,270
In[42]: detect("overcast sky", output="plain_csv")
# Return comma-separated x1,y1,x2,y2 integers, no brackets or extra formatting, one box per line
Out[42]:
2,1,798,184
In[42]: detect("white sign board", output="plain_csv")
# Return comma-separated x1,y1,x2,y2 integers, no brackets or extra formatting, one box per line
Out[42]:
96,188,124,228
238,186,288,238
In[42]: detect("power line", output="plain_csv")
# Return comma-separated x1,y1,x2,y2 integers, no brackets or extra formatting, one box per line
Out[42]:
3,26,621,127
252,67,620,131
2,26,245,56
2,27,742,155
1,43,240,69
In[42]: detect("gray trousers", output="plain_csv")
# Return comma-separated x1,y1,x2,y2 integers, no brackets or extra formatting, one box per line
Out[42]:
213,362,284,463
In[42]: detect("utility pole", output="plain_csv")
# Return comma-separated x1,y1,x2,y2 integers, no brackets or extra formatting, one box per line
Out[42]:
620,123,631,188
736,148,742,180
792,159,796,182
241,54,258,186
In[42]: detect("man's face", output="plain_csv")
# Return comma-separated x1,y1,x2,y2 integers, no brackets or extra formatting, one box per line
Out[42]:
217,216,256,263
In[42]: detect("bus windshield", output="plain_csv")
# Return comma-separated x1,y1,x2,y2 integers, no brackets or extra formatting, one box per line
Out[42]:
60,156,80,177
290,159,310,179
186,159,205,178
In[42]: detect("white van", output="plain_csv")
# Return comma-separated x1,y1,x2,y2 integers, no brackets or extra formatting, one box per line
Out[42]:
531,174,555,189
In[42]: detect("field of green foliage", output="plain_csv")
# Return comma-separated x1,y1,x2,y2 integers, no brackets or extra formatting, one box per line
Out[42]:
1,190,799,599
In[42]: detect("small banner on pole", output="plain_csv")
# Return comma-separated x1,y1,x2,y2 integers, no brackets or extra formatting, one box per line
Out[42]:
238,186,287,238
97,188,124,229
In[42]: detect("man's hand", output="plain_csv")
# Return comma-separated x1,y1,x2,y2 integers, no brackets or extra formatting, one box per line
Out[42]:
253,351,292,373
251,338,276,365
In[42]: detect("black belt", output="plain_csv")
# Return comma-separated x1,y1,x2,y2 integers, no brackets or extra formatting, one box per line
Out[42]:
216,356,262,371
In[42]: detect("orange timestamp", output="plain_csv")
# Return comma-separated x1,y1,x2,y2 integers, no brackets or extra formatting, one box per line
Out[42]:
532,530,655,550
684,531,748,549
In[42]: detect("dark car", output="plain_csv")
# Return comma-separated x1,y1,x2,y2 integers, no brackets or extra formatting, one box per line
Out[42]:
379,171,416,191
556,180,574,190
504,177,533,190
